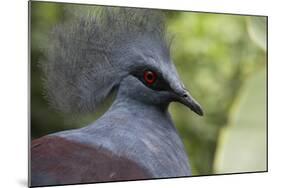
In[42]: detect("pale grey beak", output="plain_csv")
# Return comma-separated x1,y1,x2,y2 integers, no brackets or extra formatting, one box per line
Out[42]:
171,85,204,116
164,65,203,116
176,90,204,116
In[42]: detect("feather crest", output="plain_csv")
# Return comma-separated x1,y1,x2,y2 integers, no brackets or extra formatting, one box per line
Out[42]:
40,6,167,114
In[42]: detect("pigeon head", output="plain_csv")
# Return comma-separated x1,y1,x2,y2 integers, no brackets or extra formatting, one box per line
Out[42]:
41,7,203,116
115,34,203,116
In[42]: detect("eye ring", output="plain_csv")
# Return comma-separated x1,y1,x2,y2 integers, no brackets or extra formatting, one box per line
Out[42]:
143,70,157,85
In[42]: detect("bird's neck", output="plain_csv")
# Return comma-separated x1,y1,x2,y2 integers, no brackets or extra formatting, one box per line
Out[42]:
111,97,168,115
98,95,178,135
111,90,172,117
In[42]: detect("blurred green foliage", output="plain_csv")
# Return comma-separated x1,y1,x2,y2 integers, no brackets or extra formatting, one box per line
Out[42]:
214,69,266,173
30,2,267,176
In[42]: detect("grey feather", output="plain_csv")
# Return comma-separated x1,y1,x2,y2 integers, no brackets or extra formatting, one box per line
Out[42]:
40,7,168,114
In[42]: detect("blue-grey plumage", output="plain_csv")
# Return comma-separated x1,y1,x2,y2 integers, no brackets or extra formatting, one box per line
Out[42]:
54,76,192,178
31,7,203,186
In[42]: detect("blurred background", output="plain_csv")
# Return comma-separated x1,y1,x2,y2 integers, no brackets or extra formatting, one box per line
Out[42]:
30,2,267,176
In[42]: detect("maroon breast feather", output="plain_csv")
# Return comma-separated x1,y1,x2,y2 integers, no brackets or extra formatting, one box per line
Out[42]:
31,136,151,186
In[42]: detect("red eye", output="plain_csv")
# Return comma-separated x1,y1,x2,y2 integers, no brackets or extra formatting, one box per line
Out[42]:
143,70,157,85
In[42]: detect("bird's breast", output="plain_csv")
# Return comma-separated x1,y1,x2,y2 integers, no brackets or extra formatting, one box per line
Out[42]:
54,110,191,178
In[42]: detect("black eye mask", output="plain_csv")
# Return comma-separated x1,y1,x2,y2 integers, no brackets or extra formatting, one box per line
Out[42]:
131,68,172,91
